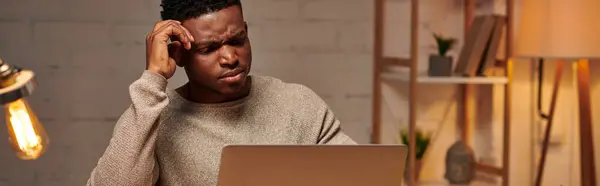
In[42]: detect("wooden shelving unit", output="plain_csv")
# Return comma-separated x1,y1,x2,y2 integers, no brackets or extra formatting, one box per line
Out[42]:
380,72,508,84
371,0,514,186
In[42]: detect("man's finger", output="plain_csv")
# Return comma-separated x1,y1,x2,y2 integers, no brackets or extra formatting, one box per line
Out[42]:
167,24,193,49
147,20,179,40
174,23,195,42
152,22,192,49
152,20,180,32
152,21,193,43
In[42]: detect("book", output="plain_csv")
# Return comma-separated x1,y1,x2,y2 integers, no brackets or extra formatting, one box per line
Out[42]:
477,15,507,76
454,15,496,76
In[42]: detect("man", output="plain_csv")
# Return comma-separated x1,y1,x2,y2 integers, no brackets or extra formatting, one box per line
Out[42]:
87,0,356,185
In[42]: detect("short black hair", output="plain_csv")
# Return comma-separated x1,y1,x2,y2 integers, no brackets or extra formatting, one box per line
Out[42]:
160,0,242,21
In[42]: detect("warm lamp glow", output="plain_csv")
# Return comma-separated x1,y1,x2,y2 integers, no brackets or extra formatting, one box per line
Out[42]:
5,98,48,160
516,1,600,185
0,58,48,160
515,0,600,59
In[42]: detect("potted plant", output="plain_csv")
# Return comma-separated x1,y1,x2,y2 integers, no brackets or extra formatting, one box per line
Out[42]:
428,33,457,76
399,128,432,183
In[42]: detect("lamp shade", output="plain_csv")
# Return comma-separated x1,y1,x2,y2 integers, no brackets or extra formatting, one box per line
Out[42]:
515,0,600,60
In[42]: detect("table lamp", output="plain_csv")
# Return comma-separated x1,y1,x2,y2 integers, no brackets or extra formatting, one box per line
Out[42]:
515,0,600,185
0,58,48,160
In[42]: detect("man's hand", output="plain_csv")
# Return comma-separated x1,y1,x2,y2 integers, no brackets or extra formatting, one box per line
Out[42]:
145,20,195,79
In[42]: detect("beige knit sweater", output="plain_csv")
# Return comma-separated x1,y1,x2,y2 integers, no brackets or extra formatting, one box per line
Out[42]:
86,71,356,186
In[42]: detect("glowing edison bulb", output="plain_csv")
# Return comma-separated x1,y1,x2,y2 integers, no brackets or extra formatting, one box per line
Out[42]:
5,98,48,160
0,58,48,160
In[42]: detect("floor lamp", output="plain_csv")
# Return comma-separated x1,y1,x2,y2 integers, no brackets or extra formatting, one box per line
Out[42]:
515,0,600,186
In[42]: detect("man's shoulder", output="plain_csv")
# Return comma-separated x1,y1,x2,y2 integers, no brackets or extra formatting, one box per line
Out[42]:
251,75,329,122
251,75,323,103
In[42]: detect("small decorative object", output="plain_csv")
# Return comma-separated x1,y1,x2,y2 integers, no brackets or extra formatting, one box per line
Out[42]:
428,33,457,76
444,140,476,184
399,128,432,184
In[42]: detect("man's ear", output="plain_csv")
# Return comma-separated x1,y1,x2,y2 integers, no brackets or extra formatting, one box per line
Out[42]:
168,41,186,67
176,50,191,68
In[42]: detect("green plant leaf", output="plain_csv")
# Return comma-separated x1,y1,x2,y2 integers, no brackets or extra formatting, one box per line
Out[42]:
433,33,457,56
399,128,432,160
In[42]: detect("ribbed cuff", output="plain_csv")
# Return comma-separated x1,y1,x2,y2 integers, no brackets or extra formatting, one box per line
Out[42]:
139,70,168,90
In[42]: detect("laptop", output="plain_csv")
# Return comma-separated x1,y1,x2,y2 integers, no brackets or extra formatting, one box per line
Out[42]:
216,144,408,186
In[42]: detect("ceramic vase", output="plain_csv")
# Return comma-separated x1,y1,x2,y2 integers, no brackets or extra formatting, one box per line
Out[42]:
428,55,453,76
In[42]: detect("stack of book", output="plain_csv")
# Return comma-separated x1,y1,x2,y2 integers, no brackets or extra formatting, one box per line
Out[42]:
454,15,507,77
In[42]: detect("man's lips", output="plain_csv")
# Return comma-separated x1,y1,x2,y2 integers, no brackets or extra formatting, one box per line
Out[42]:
219,68,244,79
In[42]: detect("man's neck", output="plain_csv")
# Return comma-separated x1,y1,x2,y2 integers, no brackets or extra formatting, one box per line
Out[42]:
176,80,252,104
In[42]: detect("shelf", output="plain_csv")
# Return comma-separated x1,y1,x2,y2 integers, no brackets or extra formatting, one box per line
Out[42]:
380,71,508,84
373,0,513,185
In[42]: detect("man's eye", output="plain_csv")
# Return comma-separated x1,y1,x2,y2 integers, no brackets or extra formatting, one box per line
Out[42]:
227,39,245,46
198,45,220,54
197,48,210,54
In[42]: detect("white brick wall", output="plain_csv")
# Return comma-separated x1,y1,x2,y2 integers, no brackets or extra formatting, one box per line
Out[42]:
0,0,373,185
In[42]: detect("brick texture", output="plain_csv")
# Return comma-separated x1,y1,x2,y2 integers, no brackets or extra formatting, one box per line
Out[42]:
0,0,373,185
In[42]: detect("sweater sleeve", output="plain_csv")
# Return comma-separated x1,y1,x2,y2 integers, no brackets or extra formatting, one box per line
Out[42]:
87,70,169,186
317,107,357,145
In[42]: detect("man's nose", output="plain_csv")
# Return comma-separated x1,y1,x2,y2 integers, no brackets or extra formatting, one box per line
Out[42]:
218,45,238,67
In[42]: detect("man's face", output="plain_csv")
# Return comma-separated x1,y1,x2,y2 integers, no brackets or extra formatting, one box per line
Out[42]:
180,5,251,95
